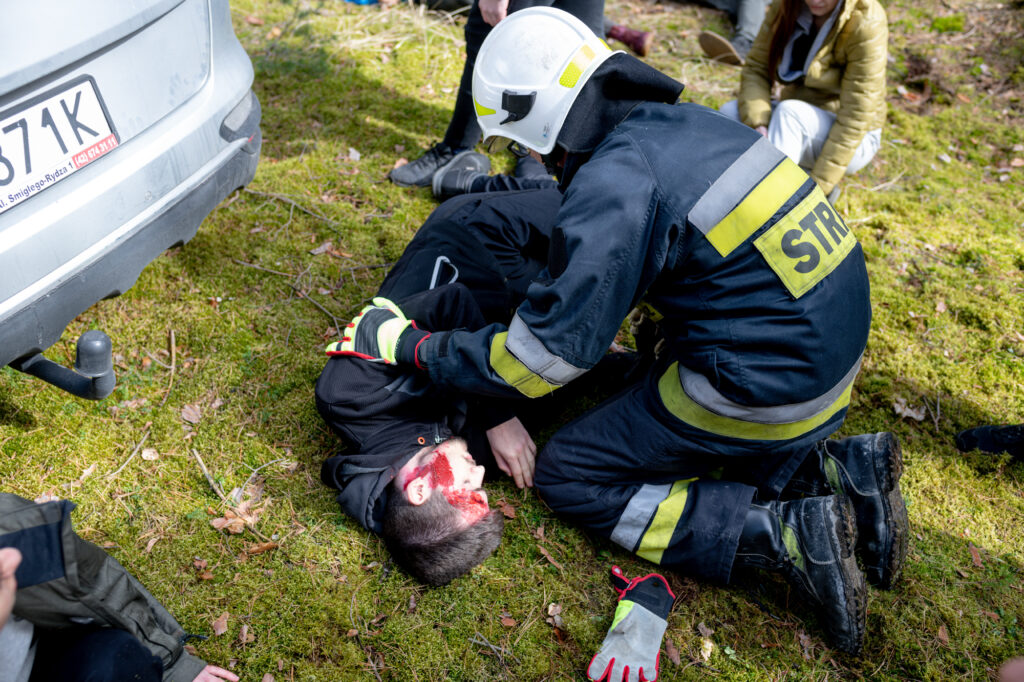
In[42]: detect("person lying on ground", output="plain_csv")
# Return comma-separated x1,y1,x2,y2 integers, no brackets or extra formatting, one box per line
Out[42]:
0,493,236,682
316,189,567,586
334,7,908,661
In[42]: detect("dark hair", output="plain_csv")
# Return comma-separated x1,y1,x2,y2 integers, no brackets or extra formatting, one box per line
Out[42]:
767,0,806,83
381,486,504,586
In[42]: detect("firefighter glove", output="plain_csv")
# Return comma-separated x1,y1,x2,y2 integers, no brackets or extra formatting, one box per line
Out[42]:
327,297,428,365
587,565,675,682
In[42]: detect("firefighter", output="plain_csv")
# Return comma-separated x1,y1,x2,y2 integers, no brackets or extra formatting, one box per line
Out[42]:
335,7,907,659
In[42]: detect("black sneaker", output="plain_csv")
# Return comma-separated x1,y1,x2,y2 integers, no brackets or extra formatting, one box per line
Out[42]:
734,495,867,654
389,142,467,187
431,151,490,200
956,424,1024,458
787,433,909,590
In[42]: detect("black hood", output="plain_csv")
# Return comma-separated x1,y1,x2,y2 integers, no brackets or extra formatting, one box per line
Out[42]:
555,52,684,155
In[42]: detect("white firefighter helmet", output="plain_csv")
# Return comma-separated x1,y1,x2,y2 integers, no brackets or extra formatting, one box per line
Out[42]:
472,7,620,155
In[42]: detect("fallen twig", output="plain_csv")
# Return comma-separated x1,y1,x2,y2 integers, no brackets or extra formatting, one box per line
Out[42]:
243,188,341,228
469,631,520,667
157,330,176,408
235,457,289,504
191,448,275,544
106,424,152,480
290,285,341,330
232,259,296,278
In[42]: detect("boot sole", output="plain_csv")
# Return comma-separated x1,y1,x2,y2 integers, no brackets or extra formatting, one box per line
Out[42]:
870,432,909,590
829,494,868,654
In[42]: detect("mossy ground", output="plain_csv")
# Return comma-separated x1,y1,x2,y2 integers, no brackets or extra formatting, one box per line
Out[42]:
2,0,1023,679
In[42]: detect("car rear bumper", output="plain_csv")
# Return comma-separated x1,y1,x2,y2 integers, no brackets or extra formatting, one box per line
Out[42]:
0,116,260,368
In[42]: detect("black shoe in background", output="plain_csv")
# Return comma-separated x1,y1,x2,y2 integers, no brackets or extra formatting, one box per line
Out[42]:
956,424,1024,459
390,142,468,187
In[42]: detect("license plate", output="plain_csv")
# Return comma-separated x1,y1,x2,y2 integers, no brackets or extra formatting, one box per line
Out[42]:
0,76,118,216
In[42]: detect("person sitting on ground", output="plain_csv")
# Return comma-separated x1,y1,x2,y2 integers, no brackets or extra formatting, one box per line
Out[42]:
316,189,568,585
698,0,771,65
0,494,236,682
719,0,888,201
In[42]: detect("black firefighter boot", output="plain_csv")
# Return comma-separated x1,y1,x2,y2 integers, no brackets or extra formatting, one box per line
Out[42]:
733,496,867,654
787,433,909,590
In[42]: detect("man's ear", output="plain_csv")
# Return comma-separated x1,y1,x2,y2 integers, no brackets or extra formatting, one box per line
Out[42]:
405,477,432,506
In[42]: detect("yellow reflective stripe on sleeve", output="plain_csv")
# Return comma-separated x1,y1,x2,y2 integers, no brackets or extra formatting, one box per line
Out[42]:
474,99,496,117
636,479,695,565
753,186,857,298
489,332,561,398
325,342,342,354
558,44,597,88
704,158,808,257
657,362,852,441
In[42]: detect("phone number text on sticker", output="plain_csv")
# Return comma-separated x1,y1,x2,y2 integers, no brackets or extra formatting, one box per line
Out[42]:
0,77,118,215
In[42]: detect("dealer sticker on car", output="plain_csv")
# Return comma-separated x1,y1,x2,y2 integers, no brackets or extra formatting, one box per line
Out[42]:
0,76,118,215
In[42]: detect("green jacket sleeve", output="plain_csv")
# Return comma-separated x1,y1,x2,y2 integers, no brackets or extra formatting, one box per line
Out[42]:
738,0,781,128
811,6,888,192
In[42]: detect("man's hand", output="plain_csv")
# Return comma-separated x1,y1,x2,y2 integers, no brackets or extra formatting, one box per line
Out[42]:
0,547,22,630
192,665,239,682
479,0,510,26
486,417,536,488
328,297,418,365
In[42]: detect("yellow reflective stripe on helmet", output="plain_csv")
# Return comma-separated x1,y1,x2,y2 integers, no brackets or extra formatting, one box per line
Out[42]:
636,479,695,565
657,361,852,440
558,44,597,88
704,158,808,257
489,332,561,397
474,99,496,117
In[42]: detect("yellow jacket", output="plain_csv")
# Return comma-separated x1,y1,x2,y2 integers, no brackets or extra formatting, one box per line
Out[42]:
738,0,888,193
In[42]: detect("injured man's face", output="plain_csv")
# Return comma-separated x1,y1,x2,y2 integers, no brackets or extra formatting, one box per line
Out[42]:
397,438,489,524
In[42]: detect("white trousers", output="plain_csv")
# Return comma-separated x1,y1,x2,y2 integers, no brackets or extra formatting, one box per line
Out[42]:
720,99,881,175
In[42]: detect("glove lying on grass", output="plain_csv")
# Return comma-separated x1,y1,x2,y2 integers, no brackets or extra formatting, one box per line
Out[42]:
326,297,429,366
587,565,676,682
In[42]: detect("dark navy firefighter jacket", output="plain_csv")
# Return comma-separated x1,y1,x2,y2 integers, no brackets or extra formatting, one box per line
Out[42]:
415,102,871,442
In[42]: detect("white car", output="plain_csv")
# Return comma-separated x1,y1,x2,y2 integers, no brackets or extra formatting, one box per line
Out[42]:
0,0,261,398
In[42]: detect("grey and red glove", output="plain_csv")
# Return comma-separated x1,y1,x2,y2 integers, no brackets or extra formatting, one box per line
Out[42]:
587,565,676,682
326,297,429,366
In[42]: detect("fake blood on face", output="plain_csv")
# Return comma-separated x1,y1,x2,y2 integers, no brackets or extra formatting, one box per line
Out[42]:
404,449,488,523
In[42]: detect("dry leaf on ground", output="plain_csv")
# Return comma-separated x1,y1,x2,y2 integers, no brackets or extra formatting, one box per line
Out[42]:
537,545,563,571
893,397,926,421
937,624,949,646
181,404,202,424
141,448,159,461
970,543,983,567
663,636,681,665
212,612,229,636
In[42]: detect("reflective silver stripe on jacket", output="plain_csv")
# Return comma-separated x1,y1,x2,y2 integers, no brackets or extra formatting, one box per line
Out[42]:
505,314,588,385
609,483,672,552
688,136,786,235
677,354,863,424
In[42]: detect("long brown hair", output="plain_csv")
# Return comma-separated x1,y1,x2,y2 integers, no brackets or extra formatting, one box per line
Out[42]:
767,0,807,82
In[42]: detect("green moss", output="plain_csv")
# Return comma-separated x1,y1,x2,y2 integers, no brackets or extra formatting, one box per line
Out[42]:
931,14,966,33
